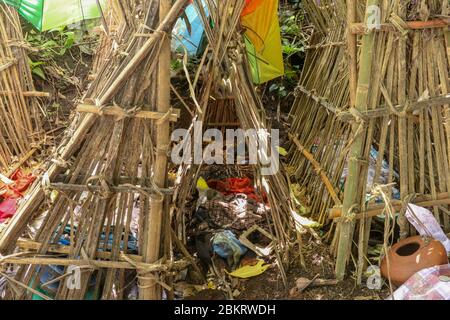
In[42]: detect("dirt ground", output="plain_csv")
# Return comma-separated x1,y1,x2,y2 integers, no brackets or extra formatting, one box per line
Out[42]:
238,238,390,300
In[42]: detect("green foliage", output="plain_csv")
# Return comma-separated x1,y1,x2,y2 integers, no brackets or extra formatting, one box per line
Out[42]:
171,58,183,73
267,4,307,99
28,58,46,80
24,21,99,82
269,83,287,98
26,27,77,59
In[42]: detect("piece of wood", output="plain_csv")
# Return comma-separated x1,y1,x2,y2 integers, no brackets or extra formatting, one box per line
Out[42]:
1,256,190,271
49,182,173,195
0,0,188,256
296,85,339,114
0,91,50,97
330,193,450,220
16,238,143,262
289,133,341,206
337,93,450,121
76,104,180,121
347,1,358,111
4,148,38,177
351,18,450,34
99,0,188,104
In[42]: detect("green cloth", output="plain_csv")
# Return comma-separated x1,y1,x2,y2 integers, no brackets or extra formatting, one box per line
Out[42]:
2,0,105,31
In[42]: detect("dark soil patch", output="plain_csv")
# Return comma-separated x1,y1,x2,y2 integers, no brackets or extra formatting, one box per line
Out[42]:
239,237,390,300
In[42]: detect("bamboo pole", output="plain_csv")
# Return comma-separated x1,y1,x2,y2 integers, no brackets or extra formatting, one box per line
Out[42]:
335,0,379,281
397,2,409,239
140,0,172,300
347,0,358,110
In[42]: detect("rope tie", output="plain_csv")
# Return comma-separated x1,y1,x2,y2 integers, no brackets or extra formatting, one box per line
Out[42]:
98,104,107,116
389,13,409,38
86,175,113,199
156,107,173,125
121,182,164,202
343,204,359,223
51,157,70,169
121,254,172,291
397,193,419,238
348,107,368,123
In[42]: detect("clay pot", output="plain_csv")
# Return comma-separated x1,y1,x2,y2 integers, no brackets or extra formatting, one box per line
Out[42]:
380,235,449,286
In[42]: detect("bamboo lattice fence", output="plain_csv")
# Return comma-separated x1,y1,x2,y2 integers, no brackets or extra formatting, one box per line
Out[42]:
0,4,42,172
289,0,450,281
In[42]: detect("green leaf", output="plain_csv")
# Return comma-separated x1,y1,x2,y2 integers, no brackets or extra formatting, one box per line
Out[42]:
277,147,288,156
28,58,44,68
64,32,75,49
32,67,46,80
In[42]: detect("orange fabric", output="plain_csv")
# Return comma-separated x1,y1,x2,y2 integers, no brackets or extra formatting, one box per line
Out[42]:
241,0,265,17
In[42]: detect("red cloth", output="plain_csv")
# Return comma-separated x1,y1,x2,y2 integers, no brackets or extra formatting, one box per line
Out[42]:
0,198,17,223
207,178,266,202
0,169,35,223
0,169,36,199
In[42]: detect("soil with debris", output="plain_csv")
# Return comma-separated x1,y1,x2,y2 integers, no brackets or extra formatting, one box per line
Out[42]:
238,238,391,300
179,162,391,301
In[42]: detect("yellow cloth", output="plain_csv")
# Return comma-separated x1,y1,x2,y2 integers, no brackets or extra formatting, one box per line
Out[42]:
241,0,284,84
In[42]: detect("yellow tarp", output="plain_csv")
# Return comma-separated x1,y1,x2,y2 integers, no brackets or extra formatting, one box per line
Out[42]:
241,0,284,84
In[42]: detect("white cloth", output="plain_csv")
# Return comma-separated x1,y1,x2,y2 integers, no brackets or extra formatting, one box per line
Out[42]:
406,204,450,253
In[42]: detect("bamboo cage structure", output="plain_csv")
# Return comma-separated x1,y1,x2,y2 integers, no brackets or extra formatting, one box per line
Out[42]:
0,4,42,172
289,0,450,281
0,0,190,300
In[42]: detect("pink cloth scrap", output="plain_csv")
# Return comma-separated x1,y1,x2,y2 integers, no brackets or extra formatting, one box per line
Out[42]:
389,264,450,300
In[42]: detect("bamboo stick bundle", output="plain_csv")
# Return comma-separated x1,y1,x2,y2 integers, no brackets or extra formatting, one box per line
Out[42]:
0,4,42,172
0,0,188,300
288,0,351,226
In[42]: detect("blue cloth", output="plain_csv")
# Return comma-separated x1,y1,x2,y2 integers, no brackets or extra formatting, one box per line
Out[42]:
171,1,208,56
212,230,248,268
56,225,138,253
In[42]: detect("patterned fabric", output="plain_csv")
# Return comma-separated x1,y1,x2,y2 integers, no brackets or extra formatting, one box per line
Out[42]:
203,194,266,231
389,264,450,300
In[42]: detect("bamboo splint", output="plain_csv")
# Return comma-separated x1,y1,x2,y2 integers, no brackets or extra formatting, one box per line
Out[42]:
16,239,143,262
289,133,341,206
0,59,16,72
351,18,450,34
1,256,190,271
0,4,42,171
329,192,450,220
76,104,180,121
0,91,50,97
